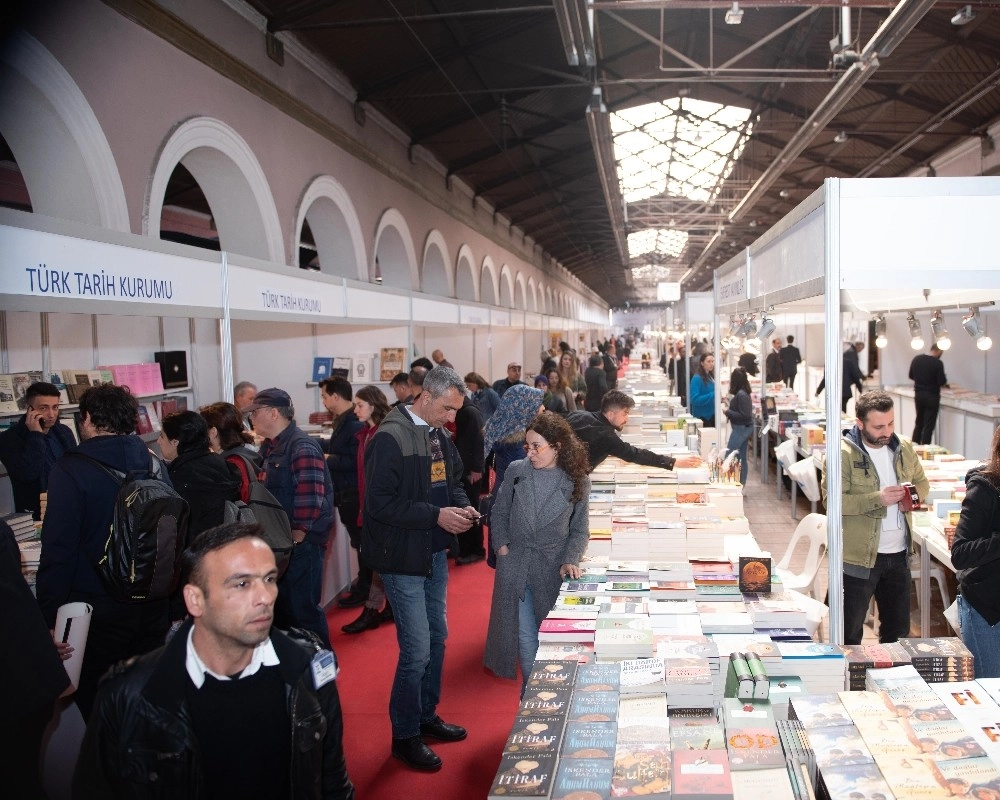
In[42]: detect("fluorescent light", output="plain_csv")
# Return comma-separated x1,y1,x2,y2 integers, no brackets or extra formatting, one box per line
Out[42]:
553,0,595,67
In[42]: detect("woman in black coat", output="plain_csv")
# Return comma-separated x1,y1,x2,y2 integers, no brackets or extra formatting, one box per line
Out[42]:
158,411,240,539
951,426,1000,678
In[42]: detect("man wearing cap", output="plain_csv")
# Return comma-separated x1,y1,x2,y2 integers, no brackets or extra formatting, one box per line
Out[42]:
492,362,525,398
250,388,335,648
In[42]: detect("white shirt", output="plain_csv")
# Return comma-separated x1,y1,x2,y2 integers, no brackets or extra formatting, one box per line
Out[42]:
867,444,906,553
185,626,280,688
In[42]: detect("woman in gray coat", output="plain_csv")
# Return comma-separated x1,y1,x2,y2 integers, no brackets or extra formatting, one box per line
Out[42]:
483,412,590,689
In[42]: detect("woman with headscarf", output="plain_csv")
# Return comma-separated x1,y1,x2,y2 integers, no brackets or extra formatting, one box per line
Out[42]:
482,384,545,567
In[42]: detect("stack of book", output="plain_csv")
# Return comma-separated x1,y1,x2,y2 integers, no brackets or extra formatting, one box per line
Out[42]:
3,512,36,542
594,616,654,661
743,591,810,631
613,694,672,799
619,657,667,697
538,617,598,644
720,697,787,777
840,642,912,691
898,637,976,684
655,636,723,704
695,601,754,634
664,657,714,711
775,642,846,694
648,519,688,563
766,675,806,721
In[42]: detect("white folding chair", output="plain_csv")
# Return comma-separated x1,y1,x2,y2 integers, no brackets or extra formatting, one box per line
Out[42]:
774,513,828,599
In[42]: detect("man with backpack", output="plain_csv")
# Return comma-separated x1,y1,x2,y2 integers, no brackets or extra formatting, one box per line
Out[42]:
37,384,177,719
250,388,335,648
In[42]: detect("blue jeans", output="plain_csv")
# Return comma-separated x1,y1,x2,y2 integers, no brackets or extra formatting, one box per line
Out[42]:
959,595,1000,679
518,585,539,691
275,540,330,649
381,550,449,739
727,424,753,486
842,551,911,645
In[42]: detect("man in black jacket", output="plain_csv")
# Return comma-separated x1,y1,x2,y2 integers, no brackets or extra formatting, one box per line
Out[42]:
780,335,802,389
454,395,486,564
73,523,355,800
908,344,948,445
362,366,475,772
0,381,76,518
568,390,702,473
319,377,366,608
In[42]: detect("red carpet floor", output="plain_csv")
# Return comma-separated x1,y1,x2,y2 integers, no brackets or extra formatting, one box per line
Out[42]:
327,556,520,800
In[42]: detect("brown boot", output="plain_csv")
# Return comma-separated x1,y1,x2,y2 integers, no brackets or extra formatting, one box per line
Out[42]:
341,607,380,634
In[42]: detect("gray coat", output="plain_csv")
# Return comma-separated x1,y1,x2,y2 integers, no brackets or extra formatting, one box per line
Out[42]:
483,458,590,679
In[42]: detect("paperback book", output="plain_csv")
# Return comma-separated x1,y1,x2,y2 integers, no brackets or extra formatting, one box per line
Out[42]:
503,718,565,755
550,757,614,800
561,720,618,759
611,742,672,799
488,752,556,799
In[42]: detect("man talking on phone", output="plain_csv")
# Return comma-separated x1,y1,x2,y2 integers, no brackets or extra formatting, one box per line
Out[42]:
0,381,76,519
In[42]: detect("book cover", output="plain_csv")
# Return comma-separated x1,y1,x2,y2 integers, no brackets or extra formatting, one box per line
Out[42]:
738,555,771,593
836,690,893,723
533,642,594,663
517,687,572,718
567,690,618,723
312,357,333,382
819,762,894,800
504,718,565,755
538,618,597,641
721,698,775,727
767,675,806,703
330,356,352,378
804,724,875,768
856,717,924,756
725,725,784,771
872,753,952,798
556,594,600,607
671,719,726,751
788,694,852,728
379,347,406,382
611,742,672,799
730,768,795,800
561,721,618,759
671,749,733,800
932,756,1000,796
903,717,987,761
550,757,614,800
526,661,577,689
619,658,666,695
488,752,556,799
135,404,153,436
0,375,19,413
574,663,620,692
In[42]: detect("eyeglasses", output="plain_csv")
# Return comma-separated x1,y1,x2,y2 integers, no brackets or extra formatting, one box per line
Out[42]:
524,442,550,454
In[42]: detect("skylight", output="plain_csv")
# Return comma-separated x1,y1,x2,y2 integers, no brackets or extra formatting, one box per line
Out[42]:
628,228,688,260
611,98,752,205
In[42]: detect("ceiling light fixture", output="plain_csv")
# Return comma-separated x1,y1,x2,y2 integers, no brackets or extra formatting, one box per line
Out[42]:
874,315,888,349
930,310,951,351
951,5,974,26
725,2,744,25
907,312,924,351
757,315,776,341
744,338,761,355
738,314,758,338
963,307,993,350
585,88,629,266
834,131,849,144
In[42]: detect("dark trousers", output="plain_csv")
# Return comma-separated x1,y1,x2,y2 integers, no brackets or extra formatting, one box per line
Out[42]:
76,598,169,720
456,475,484,557
784,372,796,389
338,502,371,595
912,392,941,445
842,551,911,645
275,539,331,649
2,707,52,799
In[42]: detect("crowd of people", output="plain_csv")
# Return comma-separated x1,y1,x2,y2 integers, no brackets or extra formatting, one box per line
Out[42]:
5,328,998,797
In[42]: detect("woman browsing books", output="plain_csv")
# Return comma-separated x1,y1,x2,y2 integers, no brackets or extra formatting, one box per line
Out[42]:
483,412,590,691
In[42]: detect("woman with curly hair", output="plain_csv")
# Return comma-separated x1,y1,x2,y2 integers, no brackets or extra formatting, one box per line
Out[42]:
483,412,590,690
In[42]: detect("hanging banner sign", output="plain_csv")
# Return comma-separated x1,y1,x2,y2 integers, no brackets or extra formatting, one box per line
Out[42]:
227,263,344,319
716,265,748,304
0,224,222,311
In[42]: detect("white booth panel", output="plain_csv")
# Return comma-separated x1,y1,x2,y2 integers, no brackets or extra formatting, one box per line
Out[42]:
6,310,42,372
491,308,511,327
229,263,346,321
48,312,99,373
965,415,995,462
525,312,543,330
938,406,965,453
95,315,162,368
412,296,459,324
750,206,825,298
460,304,489,326
345,285,409,320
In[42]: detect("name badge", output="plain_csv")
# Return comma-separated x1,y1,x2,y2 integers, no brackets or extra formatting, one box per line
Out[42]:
311,649,338,688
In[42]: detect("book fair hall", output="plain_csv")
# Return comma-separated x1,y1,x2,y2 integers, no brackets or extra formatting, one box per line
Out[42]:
3,2,1000,799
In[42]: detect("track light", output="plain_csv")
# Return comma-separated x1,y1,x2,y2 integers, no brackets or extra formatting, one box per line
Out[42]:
963,307,993,351
907,313,924,350
553,0,596,66
738,314,757,338
951,5,974,26
757,316,776,341
725,2,744,25
930,310,951,351
728,316,741,337
873,316,887,349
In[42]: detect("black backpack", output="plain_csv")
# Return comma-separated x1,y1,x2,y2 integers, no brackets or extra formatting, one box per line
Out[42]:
68,451,190,603
223,453,295,577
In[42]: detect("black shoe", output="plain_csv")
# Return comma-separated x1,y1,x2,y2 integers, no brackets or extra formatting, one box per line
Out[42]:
419,716,467,742
455,553,485,566
391,736,442,771
341,607,380,634
379,604,394,623
337,589,367,608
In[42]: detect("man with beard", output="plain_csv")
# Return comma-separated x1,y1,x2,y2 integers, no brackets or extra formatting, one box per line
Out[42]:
74,523,354,799
821,391,928,645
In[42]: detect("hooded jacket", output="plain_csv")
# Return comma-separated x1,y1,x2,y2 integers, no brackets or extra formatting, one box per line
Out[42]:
567,410,677,473
0,415,77,518
821,425,928,575
361,405,470,576
37,433,166,626
167,449,240,538
951,466,1000,626
72,620,354,800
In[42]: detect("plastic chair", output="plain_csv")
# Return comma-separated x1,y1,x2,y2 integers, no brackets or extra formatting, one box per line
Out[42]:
912,564,951,616
774,513,828,599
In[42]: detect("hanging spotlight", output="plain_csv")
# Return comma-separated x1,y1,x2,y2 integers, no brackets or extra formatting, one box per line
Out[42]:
757,315,776,341
930,310,951,351
728,316,741,337
874,315,888,349
739,314,758,338
907,313,924,351
963,307,993,351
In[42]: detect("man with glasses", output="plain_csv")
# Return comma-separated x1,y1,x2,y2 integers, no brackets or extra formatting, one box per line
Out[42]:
821,390,928,645
361,366,478,771
250,388,335,648
568,390,702,473
492,362,525,398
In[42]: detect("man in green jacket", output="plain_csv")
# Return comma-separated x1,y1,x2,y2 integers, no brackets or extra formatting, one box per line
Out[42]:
822,390,928,645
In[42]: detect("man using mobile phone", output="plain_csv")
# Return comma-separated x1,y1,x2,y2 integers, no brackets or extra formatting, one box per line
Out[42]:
0,381,76,519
